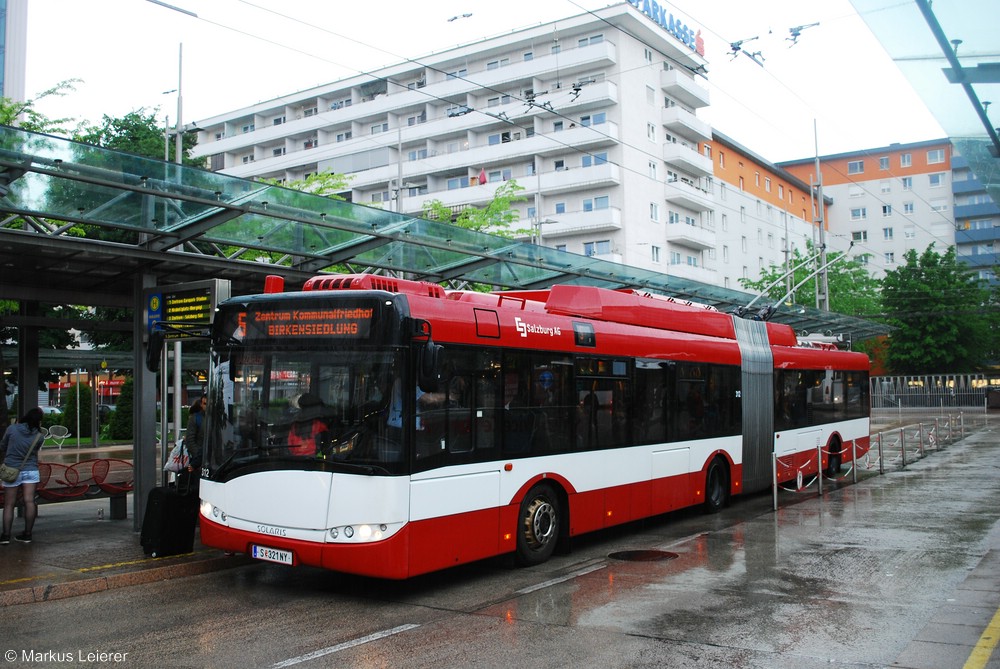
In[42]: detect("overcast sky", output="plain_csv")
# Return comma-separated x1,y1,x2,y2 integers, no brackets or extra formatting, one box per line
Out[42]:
25,0,945,163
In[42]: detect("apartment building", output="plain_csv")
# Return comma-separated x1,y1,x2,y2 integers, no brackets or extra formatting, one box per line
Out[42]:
1,0,27,101
952,149,1000,284
191,2,720,283
708,132,822,291
779,139,956,279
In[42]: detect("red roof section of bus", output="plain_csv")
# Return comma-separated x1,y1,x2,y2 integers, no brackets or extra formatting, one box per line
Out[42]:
304,274,799,347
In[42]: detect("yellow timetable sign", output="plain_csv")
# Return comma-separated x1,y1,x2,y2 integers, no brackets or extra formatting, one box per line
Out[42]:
163,289,212,339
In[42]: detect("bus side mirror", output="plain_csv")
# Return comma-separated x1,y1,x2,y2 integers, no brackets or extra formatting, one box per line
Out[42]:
418,342,442,392
145,328,165,372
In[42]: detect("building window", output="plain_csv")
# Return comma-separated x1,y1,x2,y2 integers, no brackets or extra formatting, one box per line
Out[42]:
241,123,255,134
927,148,945,164
849,185,864,198
408,148,428,161
904,202,914,215
741,236,747,252
336,131,352,142
739,176,744,191
852,230,868,242
764,177,771,192
241,154,254,164
523,51,533,61
719,151,725,169
882,204,892,217
580,112,606,126
584,240,611,257
669,211,680,224
687,255,698,267
670,251,681,265
850,207,867,220
581,152,608,167
446,68,468,79
551,43,561,54
900,153,912,167
883,227,893,240
929,172,945,187
723,245,729,262
644,48,654,63
721,213,728,231
651,245,661,263
930,198,948,211
647,123,656,141
447,177,463,190
648,161,657,179
885,252,895,264
650,203,659,221
847,160,864,174
371,122,388,134
880,180,891,194
554,121,564,132
739,206,746,222
555,202,566,214
879,156,889,170
272,147,285,156
904,226,915,239
554,159,566,171
272,116,285,126
902,176,912,190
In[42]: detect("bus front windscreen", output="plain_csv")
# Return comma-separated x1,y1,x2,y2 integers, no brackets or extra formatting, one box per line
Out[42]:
204,345,408,479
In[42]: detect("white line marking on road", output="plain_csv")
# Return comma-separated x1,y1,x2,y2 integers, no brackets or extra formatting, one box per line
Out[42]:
515,563,607,595
272,623,420,667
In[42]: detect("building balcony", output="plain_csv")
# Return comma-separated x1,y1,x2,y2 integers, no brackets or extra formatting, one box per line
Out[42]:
532,162,621,195
537,206,622,239
666,222,715,250
661,106,711,143
659,69,710,109
954,202,1000,219
664,179,713,211
952,178,985,195
663,142,713,177
665,262,715,283
956,227,1000,244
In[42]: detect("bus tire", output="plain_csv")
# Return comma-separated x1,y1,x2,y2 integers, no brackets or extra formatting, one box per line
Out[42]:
704,457,729,514
825,438,842,478
515,483,561,566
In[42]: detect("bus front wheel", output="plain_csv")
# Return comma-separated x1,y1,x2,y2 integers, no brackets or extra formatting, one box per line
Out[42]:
704,457,729,514
515,484,560,566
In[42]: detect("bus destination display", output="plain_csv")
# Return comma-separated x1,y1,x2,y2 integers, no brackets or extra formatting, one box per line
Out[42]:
245,306,375,340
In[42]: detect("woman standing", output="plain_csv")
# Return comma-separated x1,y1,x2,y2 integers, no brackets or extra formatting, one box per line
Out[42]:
1,407,45,544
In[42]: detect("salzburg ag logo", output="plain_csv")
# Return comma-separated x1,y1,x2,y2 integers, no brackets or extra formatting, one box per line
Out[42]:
514,317,562,338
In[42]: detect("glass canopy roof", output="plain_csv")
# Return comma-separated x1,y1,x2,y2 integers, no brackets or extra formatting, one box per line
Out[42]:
0,124,890,342
851,0,1000,206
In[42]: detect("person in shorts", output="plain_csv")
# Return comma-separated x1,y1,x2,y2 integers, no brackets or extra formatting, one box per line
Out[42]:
1,407,45,544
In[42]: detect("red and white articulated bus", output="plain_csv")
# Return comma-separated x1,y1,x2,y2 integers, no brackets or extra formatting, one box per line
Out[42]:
188,274,869,579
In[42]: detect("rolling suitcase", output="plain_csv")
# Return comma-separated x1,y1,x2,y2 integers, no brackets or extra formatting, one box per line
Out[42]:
140,485,199,557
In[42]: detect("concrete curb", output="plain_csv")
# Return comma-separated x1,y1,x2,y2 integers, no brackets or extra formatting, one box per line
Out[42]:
0,553,251,607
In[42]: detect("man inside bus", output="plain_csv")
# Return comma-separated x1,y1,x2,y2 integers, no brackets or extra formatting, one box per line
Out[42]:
287,393,330,456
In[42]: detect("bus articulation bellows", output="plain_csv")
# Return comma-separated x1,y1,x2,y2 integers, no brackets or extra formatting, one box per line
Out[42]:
168,274,869,579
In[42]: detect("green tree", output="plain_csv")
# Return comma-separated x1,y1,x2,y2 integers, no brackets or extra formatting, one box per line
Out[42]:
62,380,93,439
739,241,881,317
75,108,199,165
0,79,81,135
881,244,993,373
108,377,134,440
421,179,528,237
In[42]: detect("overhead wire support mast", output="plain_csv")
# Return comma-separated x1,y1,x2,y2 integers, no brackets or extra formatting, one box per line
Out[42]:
732,247,826,318
752,242,854,322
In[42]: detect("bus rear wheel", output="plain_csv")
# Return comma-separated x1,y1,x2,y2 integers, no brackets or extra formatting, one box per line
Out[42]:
704,457,729,514
515,484,560,566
